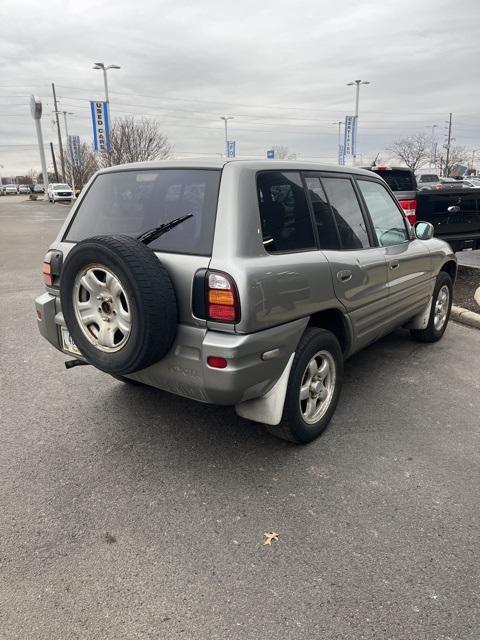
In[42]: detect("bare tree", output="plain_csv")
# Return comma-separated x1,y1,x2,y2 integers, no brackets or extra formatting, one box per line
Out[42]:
443,145,468,176
65,142,99,189
272,145,290,160
99,116,172,167
387,134,430,172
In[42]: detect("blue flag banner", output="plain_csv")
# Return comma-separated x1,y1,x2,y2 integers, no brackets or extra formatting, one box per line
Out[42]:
338,144,345,166
227,140,236,158
343,115,358,157
68,135,81,165
267,149,275,159
90,101,111,152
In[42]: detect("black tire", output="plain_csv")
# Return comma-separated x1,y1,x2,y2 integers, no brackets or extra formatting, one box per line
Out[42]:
266,328,343,444
410,271,453,343
61,235,178,375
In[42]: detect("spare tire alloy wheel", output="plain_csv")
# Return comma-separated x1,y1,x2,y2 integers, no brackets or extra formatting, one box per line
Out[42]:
61,235,178,375
73,264,132,352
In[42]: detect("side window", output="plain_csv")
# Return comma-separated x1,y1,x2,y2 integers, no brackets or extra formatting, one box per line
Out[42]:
357,180,408,247
321,177,370,249
304,176,340,250
257,171,315,253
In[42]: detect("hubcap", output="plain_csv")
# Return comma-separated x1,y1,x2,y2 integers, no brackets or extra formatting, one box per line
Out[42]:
434,284,450,331
73,264,132,352
299,350,336,425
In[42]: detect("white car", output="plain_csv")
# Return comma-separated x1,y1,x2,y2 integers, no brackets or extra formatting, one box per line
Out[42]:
4,184,18,195
47,183,73,203
18,184,30,194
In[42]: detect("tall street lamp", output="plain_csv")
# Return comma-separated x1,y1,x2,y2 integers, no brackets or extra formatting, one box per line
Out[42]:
220,116,234,157
93,62,121,104
332,121,343,163
346,79,370,165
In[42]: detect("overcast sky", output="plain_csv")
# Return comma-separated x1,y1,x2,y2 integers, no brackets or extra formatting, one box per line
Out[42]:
0,0,479,175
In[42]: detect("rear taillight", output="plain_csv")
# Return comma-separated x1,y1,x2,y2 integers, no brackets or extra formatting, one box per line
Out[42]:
398,199,416,225
206,271,240,323
42,250,63,288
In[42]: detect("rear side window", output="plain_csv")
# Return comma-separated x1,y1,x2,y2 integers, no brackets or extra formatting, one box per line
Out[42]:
304,176,340,250
65,169,221,256
257,171,315,253
321,177,370,249
372,169,416,191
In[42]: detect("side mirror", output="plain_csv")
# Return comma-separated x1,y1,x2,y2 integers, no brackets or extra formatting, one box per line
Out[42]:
415,221,434,241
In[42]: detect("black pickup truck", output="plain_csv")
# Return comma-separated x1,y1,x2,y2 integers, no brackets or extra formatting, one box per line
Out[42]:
364,166,480,252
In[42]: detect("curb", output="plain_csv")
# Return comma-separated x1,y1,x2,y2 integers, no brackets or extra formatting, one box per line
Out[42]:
451,304,480,330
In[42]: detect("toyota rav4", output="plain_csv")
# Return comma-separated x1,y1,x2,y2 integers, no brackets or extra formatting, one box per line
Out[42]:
35,160,456,443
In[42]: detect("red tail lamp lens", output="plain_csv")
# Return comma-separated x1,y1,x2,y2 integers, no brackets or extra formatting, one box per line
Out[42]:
207,356,228,369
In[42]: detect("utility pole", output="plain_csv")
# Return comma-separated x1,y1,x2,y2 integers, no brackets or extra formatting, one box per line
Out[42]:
51,83,65,180
444,112,453,176
50,142,59,182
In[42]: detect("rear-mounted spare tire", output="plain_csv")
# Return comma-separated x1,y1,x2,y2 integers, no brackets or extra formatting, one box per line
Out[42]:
60,235,178,375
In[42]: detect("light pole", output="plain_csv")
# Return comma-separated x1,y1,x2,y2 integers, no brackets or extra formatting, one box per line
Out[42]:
430,124,438,167
346,79,370,165
30,95,49,199
332,121,343,163
220,116,234,157
62,111,76,195
93,62,120,104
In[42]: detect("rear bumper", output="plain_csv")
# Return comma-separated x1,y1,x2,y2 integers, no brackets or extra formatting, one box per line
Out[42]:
35,292,307,406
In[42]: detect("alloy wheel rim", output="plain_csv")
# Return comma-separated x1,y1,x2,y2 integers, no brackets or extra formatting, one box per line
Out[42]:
73,264,132,352
434,284,450,331
299,350,336,425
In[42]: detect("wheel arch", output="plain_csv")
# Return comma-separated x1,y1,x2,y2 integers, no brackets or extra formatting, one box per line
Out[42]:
440,259,457,284
307,307,352,357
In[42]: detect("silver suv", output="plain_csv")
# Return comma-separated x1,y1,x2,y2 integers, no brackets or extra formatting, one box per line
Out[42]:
35,160,456,443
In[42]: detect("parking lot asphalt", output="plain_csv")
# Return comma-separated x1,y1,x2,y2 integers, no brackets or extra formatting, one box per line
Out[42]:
1,196,479,640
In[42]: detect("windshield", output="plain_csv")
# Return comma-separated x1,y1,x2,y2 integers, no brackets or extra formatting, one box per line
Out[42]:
419,175,439,182
370,169,416,191
54,184,70,190
65,169,221,256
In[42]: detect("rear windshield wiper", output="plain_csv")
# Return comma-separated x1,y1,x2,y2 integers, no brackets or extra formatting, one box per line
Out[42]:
137,214,193,245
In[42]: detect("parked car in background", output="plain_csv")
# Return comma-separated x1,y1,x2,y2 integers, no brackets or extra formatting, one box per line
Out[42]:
36,159,456,444
18,184,30,194
47,183,73,203
460,179,480,189
4,184,18,195
33,183,45,194
417,173,441,189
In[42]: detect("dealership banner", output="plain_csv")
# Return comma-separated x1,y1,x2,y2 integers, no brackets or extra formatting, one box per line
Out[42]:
338,144,345,166
343,115,358,156
89,101,111,152
68,135,81,165
227,140,236,158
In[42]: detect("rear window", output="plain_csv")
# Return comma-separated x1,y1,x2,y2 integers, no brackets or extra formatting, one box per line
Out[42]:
371,169,416,192
419,175,439,183
65,169,221,256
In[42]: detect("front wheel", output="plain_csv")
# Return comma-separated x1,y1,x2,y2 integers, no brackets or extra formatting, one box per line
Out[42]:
410,271,453,343
266,328,343,444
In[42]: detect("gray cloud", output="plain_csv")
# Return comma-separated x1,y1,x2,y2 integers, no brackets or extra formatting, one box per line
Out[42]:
0,0,479,175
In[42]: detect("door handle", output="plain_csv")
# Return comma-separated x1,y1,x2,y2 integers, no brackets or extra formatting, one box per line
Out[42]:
447,205,460,213
337,269,352,282
389,261,400,270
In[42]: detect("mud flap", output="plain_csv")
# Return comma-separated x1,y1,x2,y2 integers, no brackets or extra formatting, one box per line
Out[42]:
235,353,295,426
404,297,432,330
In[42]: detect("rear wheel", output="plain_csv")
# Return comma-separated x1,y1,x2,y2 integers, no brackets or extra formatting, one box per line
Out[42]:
410,271,452,343
266,328,343,444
